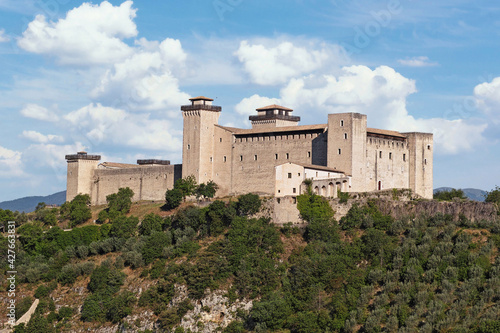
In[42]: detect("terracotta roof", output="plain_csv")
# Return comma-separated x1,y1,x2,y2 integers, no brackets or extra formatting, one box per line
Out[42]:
256,104,293,111
189,96,213,101
367,127,406,139
217,123,327,135
294,162,347,175
99,162,139,169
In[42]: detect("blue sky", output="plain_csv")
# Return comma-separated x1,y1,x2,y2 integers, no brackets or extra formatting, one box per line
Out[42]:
0,0,499,201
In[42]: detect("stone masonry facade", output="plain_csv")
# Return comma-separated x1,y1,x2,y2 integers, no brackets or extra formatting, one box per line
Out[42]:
65,96,433,205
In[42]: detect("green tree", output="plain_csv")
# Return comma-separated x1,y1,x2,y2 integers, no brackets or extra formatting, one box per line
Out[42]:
107,187,134,214
196,180,219,200
236,193,261,216
250,292,292,330
165,188,183,210
485,185,500,208
139,213,164,235
109,215,139,238
69,194,92,227
433,188,466,201
175,175,197,198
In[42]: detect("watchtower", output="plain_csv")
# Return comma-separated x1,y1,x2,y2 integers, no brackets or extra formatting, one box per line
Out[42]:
181,96,222,184
249,104,300,129
65,151,101,202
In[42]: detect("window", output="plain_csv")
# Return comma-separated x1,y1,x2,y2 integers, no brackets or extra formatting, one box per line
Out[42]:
288,173,292,179
254,155,257,161
219,138,222,142
293,188,296,194
187,144,190,150
424,158,427,165
379,151,382,158
240,155,243,161
307,151,311,158
344,133,348,139
277,198,281,204
223,156,227,162
427,145,431,150
389,152,392,160
340,120,344,127
403,154,406,162
278,190,280,193
286,153,289,159
210,157,213,163
338,148,342,155
298,173,301,177
275,153,278,160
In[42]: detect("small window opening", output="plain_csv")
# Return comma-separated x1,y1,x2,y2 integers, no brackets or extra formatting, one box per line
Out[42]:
286,153,289,159
340,120,344,127
239,155,243,162
219,138,222,142
187,144,190,150
298,173,301,177
389,152,392,160
277,198,281,204
424,158,427,165
210,157,212,163
293,188,296,194
427,145,431,150
223,156,227,162
288,173,292,179
275,153,278,160
338,148,342,155
307,151,311,158
344,133,348,139
403,154,406,162
379,151,382,158
254,155,257,161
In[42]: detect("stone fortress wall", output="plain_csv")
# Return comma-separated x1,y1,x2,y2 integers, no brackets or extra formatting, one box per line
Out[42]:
65,96,433,205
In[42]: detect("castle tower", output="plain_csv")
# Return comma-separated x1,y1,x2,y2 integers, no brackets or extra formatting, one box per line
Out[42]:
404,132,433,199
65,151,101,202
327,113,367,192
181,96,222,184
250,104,300,129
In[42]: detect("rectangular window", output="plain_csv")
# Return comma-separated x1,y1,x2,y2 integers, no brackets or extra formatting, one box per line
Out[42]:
210,157,212,163
379,151,382,158
240,155,243,161
338,148,342,155
298,173,301,177
219,138,222,142
344,133,348,139
223,156,227,162
389,152,392,160
403,154,406,162
308,151,311,158
340,120,344,127
288,173,292,179
293,188,296,194
424,158,427,165
275,153,278,160
187,144,190,150
254,155,257,161
286,153,289,159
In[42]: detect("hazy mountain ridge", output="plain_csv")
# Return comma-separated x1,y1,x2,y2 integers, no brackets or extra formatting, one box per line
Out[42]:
434,187,487,202
0,191,66,213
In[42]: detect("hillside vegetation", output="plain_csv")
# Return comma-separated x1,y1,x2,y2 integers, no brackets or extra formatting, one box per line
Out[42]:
1,186,499,333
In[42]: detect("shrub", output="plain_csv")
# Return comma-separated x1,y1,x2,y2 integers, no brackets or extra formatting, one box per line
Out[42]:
139,213,164,236
107,187,134,214
174,175,197,198
434,188,466,201
88,264,125,295
236,193,261,216
69,194,92,227
165,188,183,210
142,231,173,264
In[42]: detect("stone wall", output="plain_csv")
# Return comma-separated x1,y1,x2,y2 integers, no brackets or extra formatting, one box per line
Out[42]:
92,164,181,206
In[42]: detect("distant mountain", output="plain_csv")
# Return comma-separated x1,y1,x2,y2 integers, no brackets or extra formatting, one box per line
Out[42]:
0,191,66,213
434,187,487,202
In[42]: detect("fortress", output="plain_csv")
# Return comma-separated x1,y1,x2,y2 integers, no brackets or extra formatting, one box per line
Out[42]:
66,96,433,205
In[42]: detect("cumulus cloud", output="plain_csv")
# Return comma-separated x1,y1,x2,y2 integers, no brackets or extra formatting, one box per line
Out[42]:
20,104,59,122
0,29,9,42
273,65,487,154
474,76,500,124
91,38,190,111
0,145,23,177
18,1,137,65
235,39,347,85
64,103,182,151
397,56,438,67
234,94,281,116
21,130,64,143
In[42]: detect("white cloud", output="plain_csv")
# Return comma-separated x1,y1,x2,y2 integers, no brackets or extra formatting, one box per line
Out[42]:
0,29,9,42
20,104,59,122
274,65,486,154
18,1,137,65
397,56,438,67
64,103,182,151
235,39,347,85
21,130,64,143
235,94,281,116
0,145,23,177
91,39,190,112
474,77,500,124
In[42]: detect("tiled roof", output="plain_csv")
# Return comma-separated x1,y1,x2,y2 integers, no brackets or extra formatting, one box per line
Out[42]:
216,124,327,135
99,162,138,169
367,128,406,139
256,104,293,111
189,96,213,101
